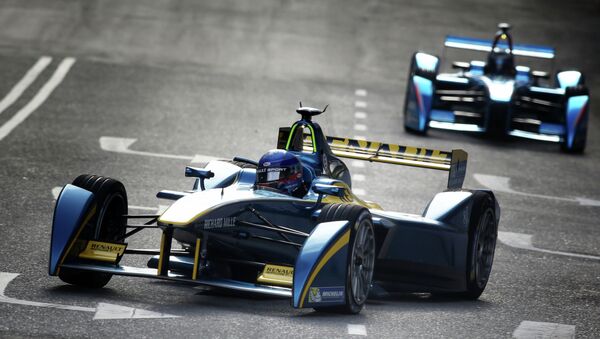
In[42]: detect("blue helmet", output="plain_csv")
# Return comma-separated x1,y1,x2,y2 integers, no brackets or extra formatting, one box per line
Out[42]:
256,150,305,196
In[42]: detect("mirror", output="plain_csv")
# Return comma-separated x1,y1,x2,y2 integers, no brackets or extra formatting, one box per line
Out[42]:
312,183,345,197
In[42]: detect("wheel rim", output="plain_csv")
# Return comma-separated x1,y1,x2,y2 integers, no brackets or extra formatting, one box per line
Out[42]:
474,209,497,288
350,219,375,305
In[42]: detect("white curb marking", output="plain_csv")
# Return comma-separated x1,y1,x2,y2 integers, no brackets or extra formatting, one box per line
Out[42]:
347,324,367,336
474,174,600,206
513,321,575,339
353,188,366,196
354,124,367,131
354,111,367,119
498,232,600,261
0,273,178,319
353,135,366,140
0,58,76,142
0,56,52,117
351,160,365,168
354,89,367,97
354,101,367,108
99,137,217,163
353,174,366,182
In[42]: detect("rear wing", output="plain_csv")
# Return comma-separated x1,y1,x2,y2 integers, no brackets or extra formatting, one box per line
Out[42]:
445,35,555,59
314,135,467,189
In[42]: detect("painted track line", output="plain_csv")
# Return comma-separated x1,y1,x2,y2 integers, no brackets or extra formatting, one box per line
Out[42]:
354,124,367,131
347,324,367,336
351,160,365,168
513,321,575,339
0,57,76,142
355,101,367,108
0,272,177,319
354,111,367,119
498,231,600,261
99,136,218,163
0,56,52,116
354,89,367,97
474,173,600,206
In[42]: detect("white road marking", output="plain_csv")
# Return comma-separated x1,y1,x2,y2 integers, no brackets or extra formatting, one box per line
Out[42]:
354,101,367,108
353,135,366,140
498,231,600,261
0,56,52,116
130,205,160,212
474,173,600,206
94,302,177,320
513,321,575,339
51,186,62,200
0,272,177,319
99,136,217,163
52,186,162,212
354,89,367,97
351,160,365,168
0,58,76,142
353,188,366,196
157,204,171,214
347,324,367,336
354,124,367,131
353,174,366,182
354,111,367,119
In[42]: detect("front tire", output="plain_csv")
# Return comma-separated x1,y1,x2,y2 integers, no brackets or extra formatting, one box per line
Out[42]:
314,204,375,314
58,175,128,288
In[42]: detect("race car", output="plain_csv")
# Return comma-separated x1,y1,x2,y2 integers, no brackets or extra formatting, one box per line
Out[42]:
50,105,500,314
403,23,590,153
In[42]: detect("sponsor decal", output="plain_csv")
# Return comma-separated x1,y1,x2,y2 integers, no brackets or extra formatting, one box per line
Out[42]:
308,286,344,304
257,264,294,287
78,241,127,263
264,265,293,278
203,217,237,230
88,241,126,255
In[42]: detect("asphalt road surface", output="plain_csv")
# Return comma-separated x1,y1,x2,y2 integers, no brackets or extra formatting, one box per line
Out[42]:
1,0,599,338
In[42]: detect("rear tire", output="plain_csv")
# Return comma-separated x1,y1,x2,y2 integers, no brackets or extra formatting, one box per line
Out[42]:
313,204,375,314
462,192,498,299
58,175,128,288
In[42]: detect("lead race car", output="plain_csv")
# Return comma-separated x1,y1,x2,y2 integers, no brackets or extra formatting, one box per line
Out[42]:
50,105,500,314
404,23,590,153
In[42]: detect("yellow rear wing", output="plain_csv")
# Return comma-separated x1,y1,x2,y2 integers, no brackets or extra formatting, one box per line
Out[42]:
308,136,468,190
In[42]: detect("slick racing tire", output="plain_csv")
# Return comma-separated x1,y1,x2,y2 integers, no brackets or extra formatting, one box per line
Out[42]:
58,175,128,288
403,53,433,135
314,204,375,314
462,192,498,299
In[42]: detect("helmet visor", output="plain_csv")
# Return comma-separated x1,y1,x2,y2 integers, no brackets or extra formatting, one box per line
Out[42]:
256,166,302,191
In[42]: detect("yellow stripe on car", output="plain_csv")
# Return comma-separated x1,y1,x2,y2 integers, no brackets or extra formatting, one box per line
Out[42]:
56,204,97,275
299,229,350,308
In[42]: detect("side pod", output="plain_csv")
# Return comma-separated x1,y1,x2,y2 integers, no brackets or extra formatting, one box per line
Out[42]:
49,184,95,276
292,220,351,309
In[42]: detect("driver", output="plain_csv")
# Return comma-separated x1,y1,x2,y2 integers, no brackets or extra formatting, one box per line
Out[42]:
255,150,307,198
486,25,515,76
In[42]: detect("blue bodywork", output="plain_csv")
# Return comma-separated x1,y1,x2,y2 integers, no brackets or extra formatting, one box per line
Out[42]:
49,184,94,275
292,220,350,308
405,26,590,152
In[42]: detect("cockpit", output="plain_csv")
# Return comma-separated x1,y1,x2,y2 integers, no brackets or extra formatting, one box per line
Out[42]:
484,23,516,76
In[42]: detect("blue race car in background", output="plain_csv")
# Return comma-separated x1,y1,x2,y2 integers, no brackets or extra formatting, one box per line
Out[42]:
50,105,500,314
404,23,590,153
